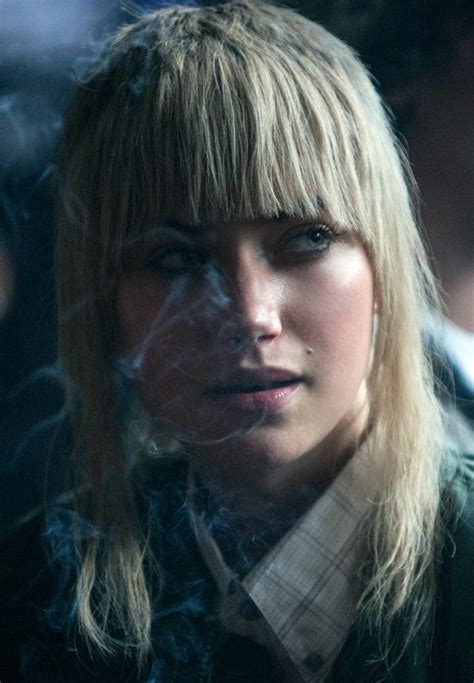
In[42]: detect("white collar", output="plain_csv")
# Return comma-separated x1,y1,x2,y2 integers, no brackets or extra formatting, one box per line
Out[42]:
188,441,380,681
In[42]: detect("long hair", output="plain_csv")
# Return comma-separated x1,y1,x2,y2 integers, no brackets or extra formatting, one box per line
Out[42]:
56,0,444,667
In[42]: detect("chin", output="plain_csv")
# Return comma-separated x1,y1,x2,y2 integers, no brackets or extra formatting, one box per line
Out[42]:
191,428,310,477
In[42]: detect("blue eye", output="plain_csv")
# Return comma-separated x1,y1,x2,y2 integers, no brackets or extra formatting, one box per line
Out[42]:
146,246,209,275
284,224,332,253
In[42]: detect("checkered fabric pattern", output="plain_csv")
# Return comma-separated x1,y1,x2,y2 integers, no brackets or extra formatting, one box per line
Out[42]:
189,443,380,682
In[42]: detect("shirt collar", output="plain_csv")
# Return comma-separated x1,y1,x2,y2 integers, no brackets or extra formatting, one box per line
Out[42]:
188,441,380,681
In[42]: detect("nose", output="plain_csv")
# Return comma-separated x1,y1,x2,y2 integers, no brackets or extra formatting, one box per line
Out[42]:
218,249,282,346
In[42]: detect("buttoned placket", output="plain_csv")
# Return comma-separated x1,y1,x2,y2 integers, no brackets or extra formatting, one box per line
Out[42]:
188,480,303,680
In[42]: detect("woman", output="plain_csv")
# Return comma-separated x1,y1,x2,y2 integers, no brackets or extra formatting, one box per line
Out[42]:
1,1,473,680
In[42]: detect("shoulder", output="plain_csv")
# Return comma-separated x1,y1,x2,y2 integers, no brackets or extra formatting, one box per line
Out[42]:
0,503,57,680
0,490,111,681
0,461,216,681
333,452,474,682
0,495,131,681
441,451,474,545
0,493,75,613
434,452,474,682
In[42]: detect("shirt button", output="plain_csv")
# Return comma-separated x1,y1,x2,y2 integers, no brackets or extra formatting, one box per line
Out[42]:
239,598,261,621
304,652,324,672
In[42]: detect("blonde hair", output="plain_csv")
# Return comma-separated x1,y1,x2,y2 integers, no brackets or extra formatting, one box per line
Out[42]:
56,0,445,668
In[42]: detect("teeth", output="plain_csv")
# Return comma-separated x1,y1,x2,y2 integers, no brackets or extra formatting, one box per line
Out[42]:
209,378,297,395
235,379,294,393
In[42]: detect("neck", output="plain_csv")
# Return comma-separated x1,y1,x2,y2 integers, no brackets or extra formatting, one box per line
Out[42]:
192,396,370,521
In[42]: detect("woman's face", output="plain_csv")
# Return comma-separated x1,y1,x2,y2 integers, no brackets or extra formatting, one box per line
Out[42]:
117,214,375,486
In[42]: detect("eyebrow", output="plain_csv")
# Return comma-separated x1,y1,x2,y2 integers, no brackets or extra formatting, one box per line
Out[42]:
158,212,295,234
153,221,207,238
153,203,339,245
144,222,202,243
157,197,327,235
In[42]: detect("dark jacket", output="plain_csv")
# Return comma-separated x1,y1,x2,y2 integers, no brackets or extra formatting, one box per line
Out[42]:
1,455,473,682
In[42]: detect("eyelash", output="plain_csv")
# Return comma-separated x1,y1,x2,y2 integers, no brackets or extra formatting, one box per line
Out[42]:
281,223,334,254
145,246,208,275
145,223,336,275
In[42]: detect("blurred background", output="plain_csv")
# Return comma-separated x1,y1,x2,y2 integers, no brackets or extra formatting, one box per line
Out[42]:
1,0,473,532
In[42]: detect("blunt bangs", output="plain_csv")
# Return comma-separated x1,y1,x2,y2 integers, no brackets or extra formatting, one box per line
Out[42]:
61,1,400,275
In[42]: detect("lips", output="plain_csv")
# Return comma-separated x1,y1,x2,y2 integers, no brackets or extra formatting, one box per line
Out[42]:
208,378,299,395
206,368,301,395
205,368,302,412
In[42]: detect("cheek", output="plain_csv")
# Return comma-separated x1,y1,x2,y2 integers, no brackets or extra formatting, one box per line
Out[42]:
116,276,182,374
117,275,196,351
291,246,374,375
116,244,375,419
116,275,206,410
117,277,162,352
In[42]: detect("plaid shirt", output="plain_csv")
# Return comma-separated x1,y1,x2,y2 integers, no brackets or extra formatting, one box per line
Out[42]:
189,443,379,682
